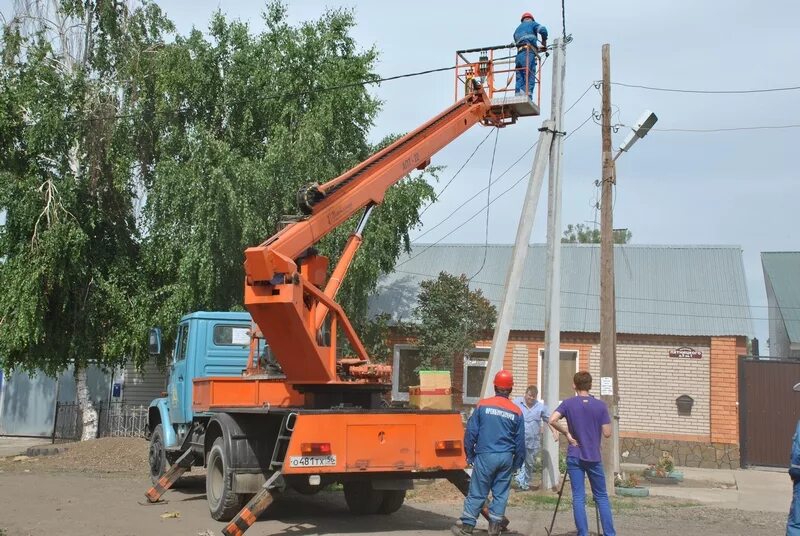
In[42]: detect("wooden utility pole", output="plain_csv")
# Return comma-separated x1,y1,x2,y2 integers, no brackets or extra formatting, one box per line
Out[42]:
542,37,566,491
599,43,620,492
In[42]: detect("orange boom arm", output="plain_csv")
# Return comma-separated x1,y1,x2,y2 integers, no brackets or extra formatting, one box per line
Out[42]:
243,79,521,388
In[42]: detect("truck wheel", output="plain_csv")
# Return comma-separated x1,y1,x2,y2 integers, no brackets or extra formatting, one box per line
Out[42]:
148,424,168,485
343,481,385,515
206,438,246,521
378,489,406,514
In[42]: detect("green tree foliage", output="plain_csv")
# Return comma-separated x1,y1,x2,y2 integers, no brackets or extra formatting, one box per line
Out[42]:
137,5,435,350
561,223,632,244
411,272,496,371
0,1,436,375
0,1,172,375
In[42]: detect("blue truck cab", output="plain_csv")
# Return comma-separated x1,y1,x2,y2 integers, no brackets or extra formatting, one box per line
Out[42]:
148,311,254,450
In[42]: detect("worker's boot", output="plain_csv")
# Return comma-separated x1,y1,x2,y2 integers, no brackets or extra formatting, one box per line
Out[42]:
488,520,503,536
450,523,473,536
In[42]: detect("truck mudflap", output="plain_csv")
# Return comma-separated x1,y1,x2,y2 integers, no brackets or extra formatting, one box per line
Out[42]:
281,411,466,475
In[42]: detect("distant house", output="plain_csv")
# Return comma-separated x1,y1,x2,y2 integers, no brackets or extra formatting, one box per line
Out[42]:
762,252,800,358
371,244,753,469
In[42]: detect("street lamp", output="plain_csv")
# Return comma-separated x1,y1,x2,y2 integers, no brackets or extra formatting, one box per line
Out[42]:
600,108,657,485
615,110,658,160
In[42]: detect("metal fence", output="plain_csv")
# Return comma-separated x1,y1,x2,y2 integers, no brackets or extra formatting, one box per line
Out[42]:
52,401,82,442
102,403,148,438
53,401,149,442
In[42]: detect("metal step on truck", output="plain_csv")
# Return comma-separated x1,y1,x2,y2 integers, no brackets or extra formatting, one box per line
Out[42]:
143,45,539,534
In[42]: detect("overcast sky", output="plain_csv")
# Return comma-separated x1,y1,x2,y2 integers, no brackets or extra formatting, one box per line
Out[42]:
4,0,797,348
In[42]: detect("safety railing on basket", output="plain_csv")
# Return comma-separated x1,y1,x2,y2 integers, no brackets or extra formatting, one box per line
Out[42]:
454,43,544,109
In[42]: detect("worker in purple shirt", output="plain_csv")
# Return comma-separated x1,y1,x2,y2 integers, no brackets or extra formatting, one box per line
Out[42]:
549,371,617,536
513,385,549,490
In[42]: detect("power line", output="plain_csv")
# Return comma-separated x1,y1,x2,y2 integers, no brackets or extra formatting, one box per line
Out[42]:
412,86,596,244
612,120,800,134
61,63,461,124
418,128,494,218
482,297,770,322
469,128,499,281
565,83,595,114
393,267,793,312
399,111,595,267
611,81,800,94
653,124,800,133
411,140,538,242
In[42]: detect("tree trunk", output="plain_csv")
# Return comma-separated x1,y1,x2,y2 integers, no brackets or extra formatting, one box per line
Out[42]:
75,365,98,441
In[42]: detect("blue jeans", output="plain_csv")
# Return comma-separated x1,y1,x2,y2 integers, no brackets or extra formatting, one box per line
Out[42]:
566,456,616,536
514,447,538,489
789,480,800,535
460,452,514,526
515,49,537,97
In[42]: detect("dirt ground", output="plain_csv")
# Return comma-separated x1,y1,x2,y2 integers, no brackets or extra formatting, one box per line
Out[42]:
0,438,788,536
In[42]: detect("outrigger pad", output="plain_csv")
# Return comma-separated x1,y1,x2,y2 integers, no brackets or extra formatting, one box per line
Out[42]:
143,449,196,504
222,471,283,536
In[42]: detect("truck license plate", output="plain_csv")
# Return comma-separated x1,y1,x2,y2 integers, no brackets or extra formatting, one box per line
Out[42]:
289,455,337,468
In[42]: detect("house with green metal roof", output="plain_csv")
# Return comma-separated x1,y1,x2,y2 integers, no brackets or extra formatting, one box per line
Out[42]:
371,243,753,469
762,252,800,358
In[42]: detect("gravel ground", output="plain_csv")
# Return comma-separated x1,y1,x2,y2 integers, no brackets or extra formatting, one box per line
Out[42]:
0,436,149,475
0,438,789,535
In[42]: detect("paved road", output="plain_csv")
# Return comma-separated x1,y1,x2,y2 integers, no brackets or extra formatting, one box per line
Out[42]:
0,472,788,536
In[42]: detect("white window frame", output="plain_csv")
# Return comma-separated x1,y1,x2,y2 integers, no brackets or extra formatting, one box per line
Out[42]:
462,347,490,405
537,348,579,404
392,344,420,402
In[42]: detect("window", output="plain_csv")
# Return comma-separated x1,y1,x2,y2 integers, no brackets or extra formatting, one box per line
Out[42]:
463,348,489,405
392,345,423,401
174,323,190,363
213,324,251,346
537,349,579,402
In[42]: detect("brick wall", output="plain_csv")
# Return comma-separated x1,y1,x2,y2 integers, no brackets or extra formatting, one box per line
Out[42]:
709,336,741,444
603,339,711,439
387,330,739,446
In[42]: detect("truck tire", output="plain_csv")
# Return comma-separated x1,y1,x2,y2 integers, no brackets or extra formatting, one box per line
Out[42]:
378,489,406,514
206,438,246,521
148,424,168,485
343,481,385,515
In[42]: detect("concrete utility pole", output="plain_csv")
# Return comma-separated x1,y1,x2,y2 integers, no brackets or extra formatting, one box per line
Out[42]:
599,43,620,491
541,37,566,491
480,119,554,400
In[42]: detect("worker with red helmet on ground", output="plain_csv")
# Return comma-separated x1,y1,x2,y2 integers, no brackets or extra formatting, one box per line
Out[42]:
514,11,548,98
452,370,525,536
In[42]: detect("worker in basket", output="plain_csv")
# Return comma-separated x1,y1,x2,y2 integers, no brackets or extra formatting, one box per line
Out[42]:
453,370,525,536
514,11,548,98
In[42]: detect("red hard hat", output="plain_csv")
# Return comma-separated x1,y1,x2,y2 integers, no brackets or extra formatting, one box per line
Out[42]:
494,370,514,390
521,12,534,22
